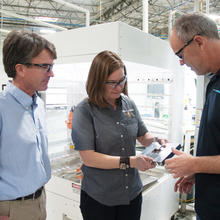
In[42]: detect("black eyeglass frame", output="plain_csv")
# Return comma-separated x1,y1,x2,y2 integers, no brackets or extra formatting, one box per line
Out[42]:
105,75,127,88
23,63,54,72
175,37,195,59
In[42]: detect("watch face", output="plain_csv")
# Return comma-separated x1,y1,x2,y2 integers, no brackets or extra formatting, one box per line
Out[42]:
120,163,126,170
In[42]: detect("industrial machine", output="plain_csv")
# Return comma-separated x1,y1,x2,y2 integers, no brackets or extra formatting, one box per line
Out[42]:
44,21,184,220
46,149,178,220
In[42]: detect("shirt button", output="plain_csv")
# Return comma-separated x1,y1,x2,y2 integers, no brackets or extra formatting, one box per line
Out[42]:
126,186,128,189
121,135,123,138
116,122,120,125
122,148,125,151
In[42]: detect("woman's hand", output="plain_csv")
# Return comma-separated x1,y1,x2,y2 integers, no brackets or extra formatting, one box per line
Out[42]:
156,137,168,147
137,132,168,147
130,155,156,171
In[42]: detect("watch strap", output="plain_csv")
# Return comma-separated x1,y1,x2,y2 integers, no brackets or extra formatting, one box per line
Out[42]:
119,156,130,169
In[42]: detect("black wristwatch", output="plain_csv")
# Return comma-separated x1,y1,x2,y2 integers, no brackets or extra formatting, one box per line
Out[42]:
119,156,130,170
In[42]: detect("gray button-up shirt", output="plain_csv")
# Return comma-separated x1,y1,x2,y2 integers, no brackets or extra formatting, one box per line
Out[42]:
72,95,148,206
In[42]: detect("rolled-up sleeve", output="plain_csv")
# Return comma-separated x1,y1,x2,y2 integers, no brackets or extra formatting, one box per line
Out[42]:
71,101,95,151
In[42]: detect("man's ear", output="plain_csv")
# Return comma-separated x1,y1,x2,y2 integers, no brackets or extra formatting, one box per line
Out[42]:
194,35,206,47
15,63,25,77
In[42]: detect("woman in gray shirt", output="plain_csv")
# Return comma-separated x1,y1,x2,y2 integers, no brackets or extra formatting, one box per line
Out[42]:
72,50,165,220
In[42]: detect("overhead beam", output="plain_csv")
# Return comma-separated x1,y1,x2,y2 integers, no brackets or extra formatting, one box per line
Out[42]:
0,9,67,31
51,0,90,26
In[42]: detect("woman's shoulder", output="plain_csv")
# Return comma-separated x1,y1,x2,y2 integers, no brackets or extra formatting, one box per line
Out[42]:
75,98,94,114
76,98,89,108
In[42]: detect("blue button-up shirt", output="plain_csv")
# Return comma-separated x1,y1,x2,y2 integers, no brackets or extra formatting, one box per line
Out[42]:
0,82,51,200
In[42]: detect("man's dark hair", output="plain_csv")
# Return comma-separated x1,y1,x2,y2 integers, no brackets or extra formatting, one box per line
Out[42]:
3,30,57,78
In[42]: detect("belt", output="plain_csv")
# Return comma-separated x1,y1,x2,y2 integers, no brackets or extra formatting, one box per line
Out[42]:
15,186,44,201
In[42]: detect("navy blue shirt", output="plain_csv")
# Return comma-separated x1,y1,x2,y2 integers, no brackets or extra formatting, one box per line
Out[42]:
72,95,148,206
195,69,220,219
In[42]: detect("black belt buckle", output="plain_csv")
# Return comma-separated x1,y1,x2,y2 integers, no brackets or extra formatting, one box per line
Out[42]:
15,186,43,201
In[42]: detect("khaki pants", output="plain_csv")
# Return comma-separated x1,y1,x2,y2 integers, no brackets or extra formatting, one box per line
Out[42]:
0,188,46,220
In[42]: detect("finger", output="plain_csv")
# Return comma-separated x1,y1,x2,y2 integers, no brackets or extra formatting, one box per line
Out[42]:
179,185,183,194
146,160,155,169
172,148,184,155
164,159,175,168
151,161,156,168
150,160,156,166
164,158,171,165
185,186,190,194
176,177,184,184
174,182,179,192
173,172,181,178
159,139,166,146
143,155,154,162
186,184,193,194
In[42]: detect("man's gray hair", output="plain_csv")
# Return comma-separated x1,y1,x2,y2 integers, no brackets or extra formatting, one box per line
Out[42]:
173,13,219,42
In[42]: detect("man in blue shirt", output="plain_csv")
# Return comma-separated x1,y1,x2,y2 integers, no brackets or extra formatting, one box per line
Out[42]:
0,30,57,220
165,13,220,220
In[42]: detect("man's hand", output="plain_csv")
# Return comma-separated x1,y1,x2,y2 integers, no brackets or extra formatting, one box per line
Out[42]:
165,148,196,178
174,175,195,194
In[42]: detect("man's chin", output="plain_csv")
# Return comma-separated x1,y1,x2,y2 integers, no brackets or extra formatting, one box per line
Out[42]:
38,86,48,92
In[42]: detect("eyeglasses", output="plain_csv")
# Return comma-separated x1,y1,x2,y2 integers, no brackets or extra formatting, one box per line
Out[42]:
175,37,195,60
105,75,127,88
24,63,54,72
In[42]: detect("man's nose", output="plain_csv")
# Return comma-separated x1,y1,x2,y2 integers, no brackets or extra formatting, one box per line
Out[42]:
48,69,54,77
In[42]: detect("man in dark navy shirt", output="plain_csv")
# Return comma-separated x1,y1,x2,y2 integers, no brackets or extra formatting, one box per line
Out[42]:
165,13,220,220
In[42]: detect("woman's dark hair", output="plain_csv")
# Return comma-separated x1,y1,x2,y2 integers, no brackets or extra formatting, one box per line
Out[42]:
86,50,128,107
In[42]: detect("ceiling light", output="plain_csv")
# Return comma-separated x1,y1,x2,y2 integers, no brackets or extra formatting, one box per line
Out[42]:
35,16,58,22
40,29,56,34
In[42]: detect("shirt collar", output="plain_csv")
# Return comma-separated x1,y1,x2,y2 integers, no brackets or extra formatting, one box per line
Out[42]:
104,95,122,110
209,69,220,83
116,95,122,105
215,69,220,76
5,82,37,109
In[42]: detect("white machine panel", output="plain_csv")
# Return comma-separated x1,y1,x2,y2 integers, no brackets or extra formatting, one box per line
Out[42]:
46,166,178,220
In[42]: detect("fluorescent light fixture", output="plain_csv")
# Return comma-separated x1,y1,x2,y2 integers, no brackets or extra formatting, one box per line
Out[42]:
35,16,58,22
40,29,56,34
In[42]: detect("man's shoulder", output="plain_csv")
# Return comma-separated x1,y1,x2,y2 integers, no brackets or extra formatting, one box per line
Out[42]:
0,90,10,104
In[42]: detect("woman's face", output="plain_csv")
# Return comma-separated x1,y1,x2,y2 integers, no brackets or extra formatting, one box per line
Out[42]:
103,67,126,104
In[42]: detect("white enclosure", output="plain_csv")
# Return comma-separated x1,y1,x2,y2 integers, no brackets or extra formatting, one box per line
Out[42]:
45,21,184,144
44,21,183,220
